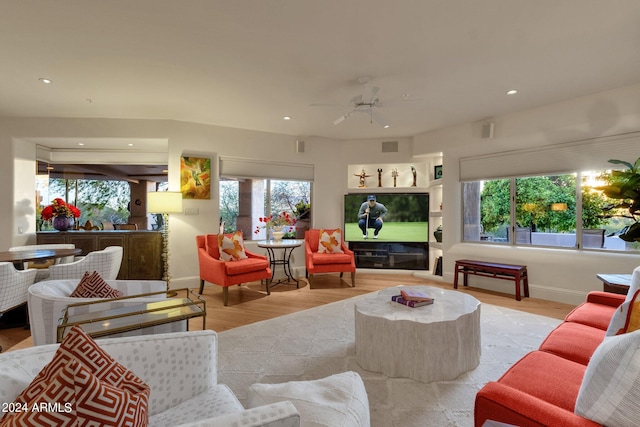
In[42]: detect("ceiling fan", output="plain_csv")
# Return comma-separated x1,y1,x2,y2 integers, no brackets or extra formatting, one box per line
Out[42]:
312,76,390,128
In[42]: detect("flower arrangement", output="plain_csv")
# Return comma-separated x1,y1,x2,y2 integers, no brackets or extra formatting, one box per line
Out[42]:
41,198,81,221
254,211,296,234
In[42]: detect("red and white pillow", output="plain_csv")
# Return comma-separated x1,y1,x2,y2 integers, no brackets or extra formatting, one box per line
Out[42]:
70,271,123,298
2,325,149,426
318,229,344,254
218,231,248,261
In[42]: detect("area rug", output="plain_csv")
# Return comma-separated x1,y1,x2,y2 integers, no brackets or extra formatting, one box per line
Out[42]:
217,291,562,427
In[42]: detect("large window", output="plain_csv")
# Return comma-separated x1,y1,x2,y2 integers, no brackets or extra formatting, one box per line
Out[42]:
463,171,638,251
220,178,311,240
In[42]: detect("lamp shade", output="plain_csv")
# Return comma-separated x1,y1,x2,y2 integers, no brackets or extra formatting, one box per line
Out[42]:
147,191,183,214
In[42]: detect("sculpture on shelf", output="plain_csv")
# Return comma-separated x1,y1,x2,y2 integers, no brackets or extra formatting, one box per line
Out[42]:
411,165,417,187
377,168,383,187
392,169,399,187
354,168,371,188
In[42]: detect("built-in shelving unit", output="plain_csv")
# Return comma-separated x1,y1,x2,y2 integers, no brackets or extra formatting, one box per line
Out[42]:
346,155,443,274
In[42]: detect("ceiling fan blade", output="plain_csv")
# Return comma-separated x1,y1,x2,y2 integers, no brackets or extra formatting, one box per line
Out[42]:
333,110,355,126
361,84,379,104
369,109,389,127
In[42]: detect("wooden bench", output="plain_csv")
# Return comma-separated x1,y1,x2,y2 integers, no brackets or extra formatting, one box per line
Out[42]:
453,259,529,301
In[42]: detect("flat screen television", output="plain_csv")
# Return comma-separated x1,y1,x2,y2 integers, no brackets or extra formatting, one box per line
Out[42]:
343,193,429,242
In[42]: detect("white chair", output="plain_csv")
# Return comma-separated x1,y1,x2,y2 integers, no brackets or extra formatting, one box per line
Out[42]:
28,278,168,345
0,262,37,352
9,244,76,282
47,246,123,280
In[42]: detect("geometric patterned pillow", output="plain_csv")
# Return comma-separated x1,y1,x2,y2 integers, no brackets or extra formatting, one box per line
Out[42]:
217,231,248,262
6,325,149,418
318,229,344,254
575,329,640,427
2,358,149,427
69,271,123,298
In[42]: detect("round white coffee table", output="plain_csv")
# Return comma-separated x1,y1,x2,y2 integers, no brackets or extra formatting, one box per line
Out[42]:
354,285,481,382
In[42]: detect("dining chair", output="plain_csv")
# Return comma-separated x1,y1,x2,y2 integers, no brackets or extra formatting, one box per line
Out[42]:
8,243,77,282
47,246,123,280
0,262,37,352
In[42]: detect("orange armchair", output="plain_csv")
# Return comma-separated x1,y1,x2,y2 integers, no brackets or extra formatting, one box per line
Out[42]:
304,229,356,286
196,234,272,306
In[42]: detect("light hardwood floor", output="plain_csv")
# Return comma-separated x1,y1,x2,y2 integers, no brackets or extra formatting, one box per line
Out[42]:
0,273,577,352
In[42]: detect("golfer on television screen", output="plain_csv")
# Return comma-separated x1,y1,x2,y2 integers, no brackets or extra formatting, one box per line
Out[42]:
358,195,388,239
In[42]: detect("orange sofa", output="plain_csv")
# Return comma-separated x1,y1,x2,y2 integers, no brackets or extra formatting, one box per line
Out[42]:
196,234,271,305
474,291,625,427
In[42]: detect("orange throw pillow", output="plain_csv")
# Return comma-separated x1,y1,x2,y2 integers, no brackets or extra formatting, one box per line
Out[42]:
318,229,344,254
2,325,149,426
218,231,248,261
69,271,123,298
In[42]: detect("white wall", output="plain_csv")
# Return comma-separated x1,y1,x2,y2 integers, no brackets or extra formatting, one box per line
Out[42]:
412,83,640,305
2,83,640,304
0,118,417,290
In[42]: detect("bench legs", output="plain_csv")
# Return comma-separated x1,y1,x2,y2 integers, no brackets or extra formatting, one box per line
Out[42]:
454,263,529,301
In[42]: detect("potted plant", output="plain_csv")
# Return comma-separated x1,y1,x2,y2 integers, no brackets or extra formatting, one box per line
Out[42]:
597,157,640,241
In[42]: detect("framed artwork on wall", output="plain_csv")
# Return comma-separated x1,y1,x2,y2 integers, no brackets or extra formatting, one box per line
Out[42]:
434,165,443,180
180,156,211,199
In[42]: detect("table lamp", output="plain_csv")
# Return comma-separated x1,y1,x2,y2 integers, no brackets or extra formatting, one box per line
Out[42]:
147,191,183,289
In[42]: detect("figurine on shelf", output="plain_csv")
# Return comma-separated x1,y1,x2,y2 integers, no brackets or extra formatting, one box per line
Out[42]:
391,169,399,187
377,168,383,187
354,168,371,188
411,165,417,187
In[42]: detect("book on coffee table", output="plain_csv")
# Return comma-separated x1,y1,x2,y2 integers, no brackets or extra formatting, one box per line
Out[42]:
400,289,434,303
391,295,434,307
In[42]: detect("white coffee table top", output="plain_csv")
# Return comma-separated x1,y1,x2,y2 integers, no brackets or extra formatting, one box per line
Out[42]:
355,285,480,323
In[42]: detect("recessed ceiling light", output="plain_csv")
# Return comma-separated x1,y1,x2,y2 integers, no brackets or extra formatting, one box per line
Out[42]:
283,116,291,120
38,78,53,84
128,143,134,147
383,125,390,129
506,89,518,95
77,143,84,146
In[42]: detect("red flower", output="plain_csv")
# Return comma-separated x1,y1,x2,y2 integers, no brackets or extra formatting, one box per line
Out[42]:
41,198,81,221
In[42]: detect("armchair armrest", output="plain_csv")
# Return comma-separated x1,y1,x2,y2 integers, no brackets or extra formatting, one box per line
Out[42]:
175,401,300,427
585,291,625,307
245,248,267,260
475,382,600,427
197,248,228,280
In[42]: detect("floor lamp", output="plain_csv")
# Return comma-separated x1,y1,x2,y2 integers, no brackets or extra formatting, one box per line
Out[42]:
147,191,183,290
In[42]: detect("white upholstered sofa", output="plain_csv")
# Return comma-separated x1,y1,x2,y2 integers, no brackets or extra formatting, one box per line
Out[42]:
0,330,300,427
28,279,170,345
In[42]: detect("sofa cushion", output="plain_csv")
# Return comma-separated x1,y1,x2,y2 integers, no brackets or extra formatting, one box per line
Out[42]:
149,384,243,427
224,258,269,276
607,288,640,336
538,321,606,365
70,271,123,298
606,267,640,337
575,329,640,427
247,371,370,427
218,231,248,262
317,229,344,254
565,301,618,330
497,351,586,412
4,358,149,426
310,253,353,265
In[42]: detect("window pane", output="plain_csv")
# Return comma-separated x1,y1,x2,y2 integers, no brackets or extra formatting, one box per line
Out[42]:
582,171,638,251
516,175,576,247
463,179,510,243
219,178,311,240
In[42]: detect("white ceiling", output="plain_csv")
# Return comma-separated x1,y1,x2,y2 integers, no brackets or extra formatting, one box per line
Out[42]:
2,0,640,145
